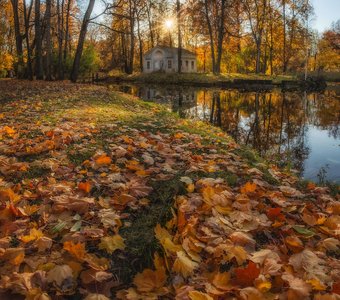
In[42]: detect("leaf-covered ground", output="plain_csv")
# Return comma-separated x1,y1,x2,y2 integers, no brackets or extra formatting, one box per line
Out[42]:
0,80,339,300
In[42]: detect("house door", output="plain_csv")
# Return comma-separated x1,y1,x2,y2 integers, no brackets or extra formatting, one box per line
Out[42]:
153,50,163,71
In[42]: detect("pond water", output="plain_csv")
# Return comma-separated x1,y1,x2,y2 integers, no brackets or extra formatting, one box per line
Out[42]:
107,83,340,183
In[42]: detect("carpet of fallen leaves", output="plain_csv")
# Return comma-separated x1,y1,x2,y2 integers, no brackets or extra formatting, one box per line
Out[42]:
0,80,339,300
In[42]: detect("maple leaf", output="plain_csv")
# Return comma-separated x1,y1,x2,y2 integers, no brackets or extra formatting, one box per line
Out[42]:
240,182,257,194
133,267,167,293
84,295,110,300
212,272,231,291
234,261,260,287
266,207,285,221
95,155,112,166
98,235,126,254
281,273,311,298
63,241,86,260
254,275,272,292
84,294,110,300
21,228,44,243
188,291,213,300
78,181,91,193
47,265,75,293
172,251,199,278
0,188,20,203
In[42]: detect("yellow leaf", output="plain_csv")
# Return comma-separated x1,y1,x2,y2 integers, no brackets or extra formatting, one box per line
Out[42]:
154,224,182,254
4,126,16,136
98,235,125,254
63,241,86,260
187,183,195,193
10,251,25,266
307,278,327,291
188,291,213,300
133,267,167,293
21,228,44,243
0,188,20,203
172,251,199,278
212,272,231,291
174,132,185,139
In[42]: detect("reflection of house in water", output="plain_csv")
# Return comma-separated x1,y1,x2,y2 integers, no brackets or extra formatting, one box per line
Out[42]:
138,86,197,117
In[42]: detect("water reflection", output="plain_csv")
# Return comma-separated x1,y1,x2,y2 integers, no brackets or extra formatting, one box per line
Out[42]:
109,84,340,182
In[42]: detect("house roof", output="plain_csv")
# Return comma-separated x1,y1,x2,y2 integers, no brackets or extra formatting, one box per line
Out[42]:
144,46,197,59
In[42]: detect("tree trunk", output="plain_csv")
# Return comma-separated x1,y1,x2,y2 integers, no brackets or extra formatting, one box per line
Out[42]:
35,0,44,79
216,0,226,74
177,0,182,73
137,14,143,72
255,40,261,74
146,1,154,48
204,0,216,73
127,0,135,74
64,0,71,61
45,0,52,80
23,0,33,80
57,0,64,79
70,0,95,82
283,0,286,73
11,0,24,78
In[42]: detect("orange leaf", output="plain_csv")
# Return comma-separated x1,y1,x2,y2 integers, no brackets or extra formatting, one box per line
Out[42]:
240,182,257,194
235,261,260,287
63,241,86,260
95,155,112,166
133,267,167,293
78,181,91,193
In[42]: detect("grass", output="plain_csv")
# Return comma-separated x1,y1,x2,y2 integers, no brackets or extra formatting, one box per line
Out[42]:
108,71,297,85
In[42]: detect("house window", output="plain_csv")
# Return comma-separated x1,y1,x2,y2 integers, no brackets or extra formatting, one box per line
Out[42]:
147,61,151,70
186,60,189,68
168,60,172,69
191,61,195,69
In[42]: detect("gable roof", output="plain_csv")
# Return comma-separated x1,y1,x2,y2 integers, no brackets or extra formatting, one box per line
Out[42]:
144,46,196,59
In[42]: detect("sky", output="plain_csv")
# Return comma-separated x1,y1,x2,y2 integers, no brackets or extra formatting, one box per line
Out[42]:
311,0,340,32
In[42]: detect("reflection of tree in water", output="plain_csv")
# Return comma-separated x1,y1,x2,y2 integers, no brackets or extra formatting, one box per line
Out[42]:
133,84,339,176
181,89,339,175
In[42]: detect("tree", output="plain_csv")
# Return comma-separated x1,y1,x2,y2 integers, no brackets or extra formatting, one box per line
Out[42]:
70,0,96,82
242,0,268,73
35,0,44,79
177,0,182,73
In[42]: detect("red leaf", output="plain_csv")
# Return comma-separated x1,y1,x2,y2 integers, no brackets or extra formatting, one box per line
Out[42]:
332,281,340,295
267,207,285,221
235,261,260,287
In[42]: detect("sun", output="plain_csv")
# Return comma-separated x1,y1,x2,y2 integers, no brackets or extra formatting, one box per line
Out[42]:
164,19,174,30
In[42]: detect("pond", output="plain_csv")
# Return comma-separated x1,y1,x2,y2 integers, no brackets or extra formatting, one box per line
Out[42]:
107,83,340,183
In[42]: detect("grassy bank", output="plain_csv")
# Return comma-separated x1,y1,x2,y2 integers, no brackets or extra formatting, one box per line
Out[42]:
108,71,297,85
0,80,339,299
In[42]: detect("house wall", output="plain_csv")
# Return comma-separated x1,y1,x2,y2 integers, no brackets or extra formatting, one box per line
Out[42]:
143,48,197,73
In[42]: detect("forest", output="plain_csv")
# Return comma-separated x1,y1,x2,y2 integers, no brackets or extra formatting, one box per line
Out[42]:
0,0,339,81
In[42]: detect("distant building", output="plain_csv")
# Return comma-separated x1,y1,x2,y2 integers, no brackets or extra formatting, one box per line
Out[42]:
143,46,197,73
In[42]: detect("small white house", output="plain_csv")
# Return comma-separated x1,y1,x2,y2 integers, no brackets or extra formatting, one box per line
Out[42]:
143,46,197,73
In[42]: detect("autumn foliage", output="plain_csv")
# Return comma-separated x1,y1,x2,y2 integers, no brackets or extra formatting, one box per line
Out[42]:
0,81,339,299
